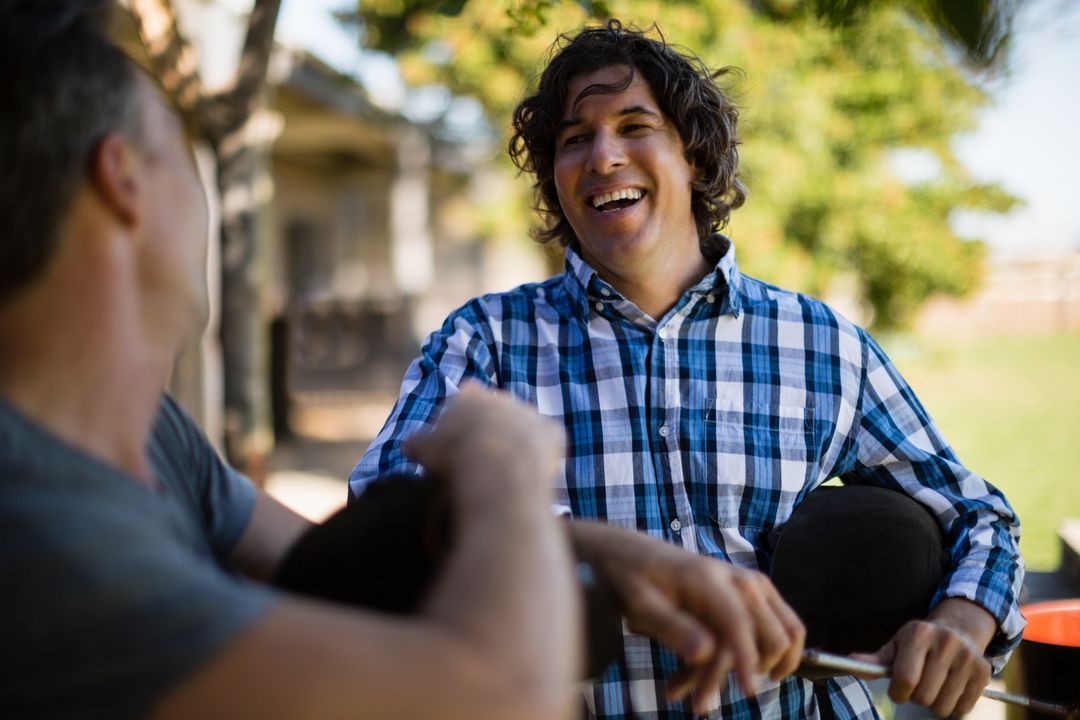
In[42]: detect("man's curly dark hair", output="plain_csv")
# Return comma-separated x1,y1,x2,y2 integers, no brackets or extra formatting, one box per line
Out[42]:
509,19,747,262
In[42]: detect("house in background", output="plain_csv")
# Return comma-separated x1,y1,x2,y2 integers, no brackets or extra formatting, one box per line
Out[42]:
114,0,546,459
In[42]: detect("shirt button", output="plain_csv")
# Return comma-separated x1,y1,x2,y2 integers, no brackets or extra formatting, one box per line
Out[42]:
600,288,611,297
658,425,669,437
670,518,682,533
706,293,716,304
594,302,604,312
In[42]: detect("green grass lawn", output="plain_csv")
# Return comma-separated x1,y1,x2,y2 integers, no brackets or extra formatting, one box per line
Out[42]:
882,332,1080,571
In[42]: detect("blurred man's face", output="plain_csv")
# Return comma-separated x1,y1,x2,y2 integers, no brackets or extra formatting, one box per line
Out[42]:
131,75,210,343
553,65,700,282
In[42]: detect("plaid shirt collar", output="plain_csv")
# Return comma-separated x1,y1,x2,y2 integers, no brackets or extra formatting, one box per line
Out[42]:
562,234,744,327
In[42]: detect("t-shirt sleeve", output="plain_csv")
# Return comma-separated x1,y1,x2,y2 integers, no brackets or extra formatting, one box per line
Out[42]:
154,395,257,557
0,479,277,719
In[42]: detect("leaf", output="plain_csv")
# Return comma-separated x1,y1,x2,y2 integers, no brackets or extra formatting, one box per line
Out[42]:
438,0,468,17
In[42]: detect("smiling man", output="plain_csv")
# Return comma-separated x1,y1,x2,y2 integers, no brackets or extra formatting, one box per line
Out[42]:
351,20,1025,720
552,65,710,320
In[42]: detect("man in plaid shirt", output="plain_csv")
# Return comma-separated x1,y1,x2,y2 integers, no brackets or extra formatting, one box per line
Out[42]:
351,20,1025,720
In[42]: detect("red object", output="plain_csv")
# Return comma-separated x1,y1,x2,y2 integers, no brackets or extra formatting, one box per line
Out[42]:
1021,599,1080,648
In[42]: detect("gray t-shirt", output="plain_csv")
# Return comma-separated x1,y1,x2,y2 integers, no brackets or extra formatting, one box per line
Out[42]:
0,395,277,718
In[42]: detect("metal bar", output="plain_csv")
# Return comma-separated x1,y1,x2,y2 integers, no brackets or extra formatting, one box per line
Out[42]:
800,649,889,678
981,688,1074,718
800,649,1074,719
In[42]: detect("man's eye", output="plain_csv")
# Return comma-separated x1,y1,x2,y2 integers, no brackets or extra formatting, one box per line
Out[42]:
622,123,649,133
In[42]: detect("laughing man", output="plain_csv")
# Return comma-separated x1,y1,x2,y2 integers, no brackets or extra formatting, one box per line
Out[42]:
352,20,1025,720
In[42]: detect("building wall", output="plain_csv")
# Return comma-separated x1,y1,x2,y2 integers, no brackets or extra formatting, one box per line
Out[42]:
917,253,1080,340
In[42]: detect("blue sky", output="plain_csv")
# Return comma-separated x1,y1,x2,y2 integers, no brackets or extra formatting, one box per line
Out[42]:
276,0,1080,257
951,0,1080,256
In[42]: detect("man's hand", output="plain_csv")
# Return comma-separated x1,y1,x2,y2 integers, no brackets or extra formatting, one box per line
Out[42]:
404,383,565,514
851,597,997,718
569,521,805,714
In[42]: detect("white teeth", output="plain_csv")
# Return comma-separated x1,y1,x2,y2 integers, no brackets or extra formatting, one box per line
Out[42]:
590,188,643,209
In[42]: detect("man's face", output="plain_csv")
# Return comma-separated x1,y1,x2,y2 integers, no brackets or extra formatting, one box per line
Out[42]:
132,76,210,342
553,65,700,280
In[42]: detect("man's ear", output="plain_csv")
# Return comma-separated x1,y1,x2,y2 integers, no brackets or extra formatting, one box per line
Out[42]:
89,133,142,227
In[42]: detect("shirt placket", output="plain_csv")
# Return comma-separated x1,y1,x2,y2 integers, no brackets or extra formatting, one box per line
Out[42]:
652,302,697,552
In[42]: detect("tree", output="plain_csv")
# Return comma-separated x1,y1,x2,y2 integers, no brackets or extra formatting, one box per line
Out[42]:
130,0,282,480
349,0,1019,330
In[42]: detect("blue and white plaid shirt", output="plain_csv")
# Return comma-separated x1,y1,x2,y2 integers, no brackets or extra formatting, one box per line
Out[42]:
350,239,1024,720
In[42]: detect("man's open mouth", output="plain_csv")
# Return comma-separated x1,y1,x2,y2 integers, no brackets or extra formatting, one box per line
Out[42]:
589,188,645,213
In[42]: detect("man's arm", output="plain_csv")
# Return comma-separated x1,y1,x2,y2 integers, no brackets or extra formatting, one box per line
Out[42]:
227,490,312,580
841,330,1024,717
568,520,806,716
153,385,580,720
349,303,498,497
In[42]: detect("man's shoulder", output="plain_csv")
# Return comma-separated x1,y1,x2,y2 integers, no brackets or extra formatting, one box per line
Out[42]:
738,273,863,335
735,273,870,364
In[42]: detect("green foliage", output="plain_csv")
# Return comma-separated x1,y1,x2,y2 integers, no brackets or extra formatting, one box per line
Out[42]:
353,0,1019,330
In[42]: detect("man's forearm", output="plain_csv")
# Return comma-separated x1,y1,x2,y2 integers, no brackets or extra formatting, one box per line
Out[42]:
408,386,580,716
565,518,807,712
228,490,313,580
425,489,580,705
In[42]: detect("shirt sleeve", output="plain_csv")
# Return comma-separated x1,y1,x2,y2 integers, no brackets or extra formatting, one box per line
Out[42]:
157,395,258,558
348,301,499,499
840,330,1025,672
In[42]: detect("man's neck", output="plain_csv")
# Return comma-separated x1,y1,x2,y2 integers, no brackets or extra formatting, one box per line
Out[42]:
0,288,170,486
587,251,713,321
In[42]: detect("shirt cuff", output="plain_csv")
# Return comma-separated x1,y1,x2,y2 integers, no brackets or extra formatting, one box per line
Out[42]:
933,567,1026,674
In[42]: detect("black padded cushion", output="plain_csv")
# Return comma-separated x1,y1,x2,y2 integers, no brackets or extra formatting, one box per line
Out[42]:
273,474,446,614
271,473,623,679
769,485,950,663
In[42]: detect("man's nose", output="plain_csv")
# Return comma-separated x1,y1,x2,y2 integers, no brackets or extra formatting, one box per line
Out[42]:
586,132,627,175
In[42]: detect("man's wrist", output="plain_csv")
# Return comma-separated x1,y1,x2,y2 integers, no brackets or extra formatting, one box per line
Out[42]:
927,597,998,653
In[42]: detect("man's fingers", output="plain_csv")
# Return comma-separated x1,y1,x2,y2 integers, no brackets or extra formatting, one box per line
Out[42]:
694,576,760,694
888,656,922,704
927,643,990,716
908,637,952,707
887,624,930,705
624,583,714,664
663,651,733,714
766,592,805,679
691,648,733,715
738,579,790,676
663,665,699,705
928,664,969,719
954,671,989,717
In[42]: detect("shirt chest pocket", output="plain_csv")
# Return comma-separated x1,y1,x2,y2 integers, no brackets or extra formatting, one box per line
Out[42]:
689,399,819,532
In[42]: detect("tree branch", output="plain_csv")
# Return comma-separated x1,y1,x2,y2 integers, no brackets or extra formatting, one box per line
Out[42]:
222,0,283,134
128,0,206,128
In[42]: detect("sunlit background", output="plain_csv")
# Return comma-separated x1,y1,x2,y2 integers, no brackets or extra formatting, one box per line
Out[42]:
263,0,1080,574
111,1,1080,715
122,0,1078,588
